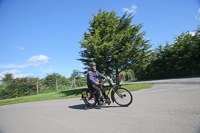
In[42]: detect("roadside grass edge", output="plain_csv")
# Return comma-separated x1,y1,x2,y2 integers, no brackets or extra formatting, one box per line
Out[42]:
0,84,151,106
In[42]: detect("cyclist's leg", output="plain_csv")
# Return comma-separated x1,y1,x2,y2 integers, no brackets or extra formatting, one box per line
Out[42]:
89,85,103,105
88,85,99,98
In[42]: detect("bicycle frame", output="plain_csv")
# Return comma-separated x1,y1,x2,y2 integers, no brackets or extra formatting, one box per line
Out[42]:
100,77,121,103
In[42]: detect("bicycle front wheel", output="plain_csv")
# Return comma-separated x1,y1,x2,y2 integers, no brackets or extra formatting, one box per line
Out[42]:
113,87,133,107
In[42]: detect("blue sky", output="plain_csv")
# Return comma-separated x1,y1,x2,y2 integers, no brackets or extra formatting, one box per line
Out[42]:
0,0,199,80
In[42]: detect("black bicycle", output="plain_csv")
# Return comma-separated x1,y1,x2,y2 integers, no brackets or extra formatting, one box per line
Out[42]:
81,77,133,107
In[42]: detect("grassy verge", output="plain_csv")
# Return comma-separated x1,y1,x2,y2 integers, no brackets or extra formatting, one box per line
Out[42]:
121,84,151,91
0,84,151,106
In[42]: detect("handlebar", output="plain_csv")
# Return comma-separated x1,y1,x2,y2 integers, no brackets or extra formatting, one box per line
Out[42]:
101,77,114,86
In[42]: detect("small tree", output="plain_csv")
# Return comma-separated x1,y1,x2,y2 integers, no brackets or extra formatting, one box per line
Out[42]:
43,73,62,90
1,73,13,83
70,69,82,80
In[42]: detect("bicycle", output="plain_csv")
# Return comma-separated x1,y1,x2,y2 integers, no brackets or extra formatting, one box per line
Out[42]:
81,77,133,107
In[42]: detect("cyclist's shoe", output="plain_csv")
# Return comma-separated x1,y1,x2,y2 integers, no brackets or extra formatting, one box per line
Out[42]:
105,99,111,105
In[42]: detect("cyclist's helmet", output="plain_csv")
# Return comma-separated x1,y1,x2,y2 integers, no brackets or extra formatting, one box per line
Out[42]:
90,62,96,66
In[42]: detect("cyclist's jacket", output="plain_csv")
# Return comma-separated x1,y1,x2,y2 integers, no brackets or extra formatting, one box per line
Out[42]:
87,70,105,86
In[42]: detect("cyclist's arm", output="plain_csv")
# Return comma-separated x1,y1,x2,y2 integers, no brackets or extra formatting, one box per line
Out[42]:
97,71,106,79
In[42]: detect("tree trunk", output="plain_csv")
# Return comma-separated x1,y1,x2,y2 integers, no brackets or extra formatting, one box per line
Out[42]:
116,68,120,85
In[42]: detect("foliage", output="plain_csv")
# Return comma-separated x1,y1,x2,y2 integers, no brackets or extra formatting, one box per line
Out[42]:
78,9,152,84
1,73,13,83
59,76,71,86
0,77,38,99
138,29,200,80
0,84,7,91
0,72,84,99
75,77,87,87
70,69,82,80
43,73,70,90
122,69,136,81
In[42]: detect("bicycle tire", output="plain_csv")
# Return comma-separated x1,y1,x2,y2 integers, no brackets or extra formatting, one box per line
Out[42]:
82,89,97,107
113,87,133,107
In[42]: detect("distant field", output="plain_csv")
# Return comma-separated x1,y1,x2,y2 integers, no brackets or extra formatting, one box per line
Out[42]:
0,84,151,106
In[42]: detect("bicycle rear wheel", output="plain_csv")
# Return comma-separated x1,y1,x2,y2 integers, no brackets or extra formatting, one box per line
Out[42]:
82,89,97,107
113,87,133,107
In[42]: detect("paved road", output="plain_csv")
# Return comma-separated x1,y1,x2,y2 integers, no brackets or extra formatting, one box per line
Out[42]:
0,77,200,133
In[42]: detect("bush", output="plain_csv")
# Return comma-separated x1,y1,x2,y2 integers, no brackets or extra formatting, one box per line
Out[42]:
0,78,37,99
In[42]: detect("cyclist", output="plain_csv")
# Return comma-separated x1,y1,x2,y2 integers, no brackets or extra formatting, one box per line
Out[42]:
87,62,106,105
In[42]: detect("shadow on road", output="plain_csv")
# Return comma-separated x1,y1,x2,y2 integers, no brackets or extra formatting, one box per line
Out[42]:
68,104,122,110
68,104,86,110
59,88,84,98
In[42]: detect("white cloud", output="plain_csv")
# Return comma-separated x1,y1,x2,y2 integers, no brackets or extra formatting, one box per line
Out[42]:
122,4,137,13
0,69,21,77
195,8,200,20
16,46,25,50
189,32,195,36
26,55,50,67
145,37,151,40
0,64,27,69
0,55,50,81
0,55,50,69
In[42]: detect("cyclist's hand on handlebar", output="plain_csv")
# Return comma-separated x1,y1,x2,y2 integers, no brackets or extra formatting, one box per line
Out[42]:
99,82,103,86
95,82,103,87
95,82,99,86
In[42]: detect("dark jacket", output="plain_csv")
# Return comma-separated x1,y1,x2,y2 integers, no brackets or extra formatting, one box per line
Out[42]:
87,70,105,86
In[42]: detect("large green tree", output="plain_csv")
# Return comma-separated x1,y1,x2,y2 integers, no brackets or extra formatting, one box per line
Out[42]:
78,9,151,84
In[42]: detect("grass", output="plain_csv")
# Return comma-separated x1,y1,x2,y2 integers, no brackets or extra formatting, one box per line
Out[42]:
0,84,151,106
121,84,152,91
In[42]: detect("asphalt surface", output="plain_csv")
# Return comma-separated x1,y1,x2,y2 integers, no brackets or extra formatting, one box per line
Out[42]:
0,77,200,133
